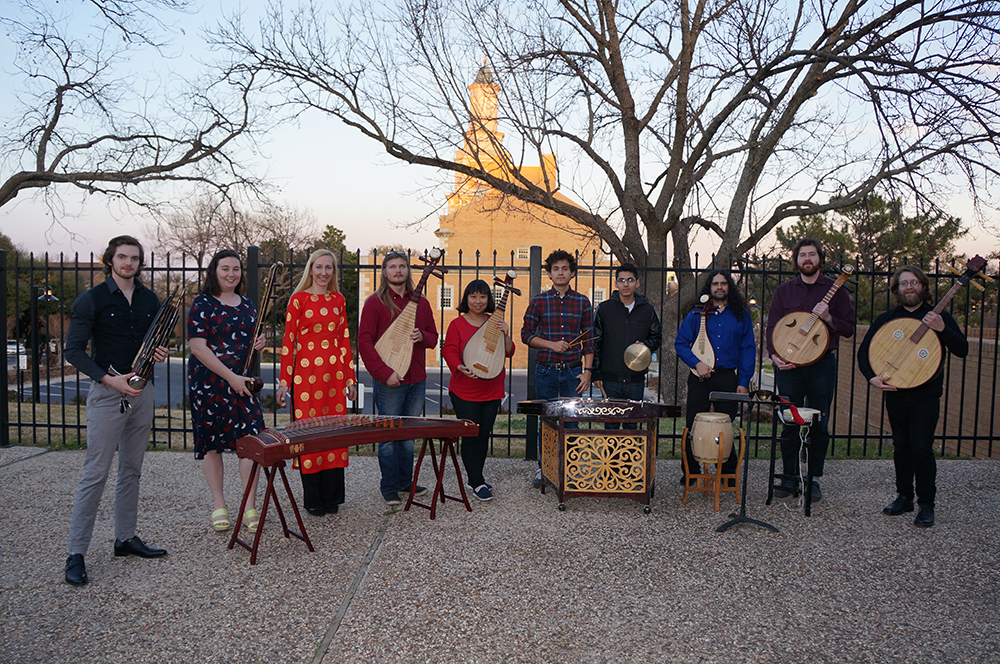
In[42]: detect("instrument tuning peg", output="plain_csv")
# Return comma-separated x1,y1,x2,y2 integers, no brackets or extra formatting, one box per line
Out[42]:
970,280,986,292
976,270,994,283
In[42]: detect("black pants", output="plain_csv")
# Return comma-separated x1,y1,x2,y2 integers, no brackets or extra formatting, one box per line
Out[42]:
775,351,837,477
301,467,345,511
450,392,501,489
885,393,939,507
684,369,739,474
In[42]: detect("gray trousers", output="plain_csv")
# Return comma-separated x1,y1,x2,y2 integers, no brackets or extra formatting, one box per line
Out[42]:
67,381,155,555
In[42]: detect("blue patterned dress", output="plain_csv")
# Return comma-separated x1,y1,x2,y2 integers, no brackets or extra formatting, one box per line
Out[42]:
187,293,265,459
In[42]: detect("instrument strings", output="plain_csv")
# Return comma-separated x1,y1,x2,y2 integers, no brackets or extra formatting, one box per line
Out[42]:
285,414,402,437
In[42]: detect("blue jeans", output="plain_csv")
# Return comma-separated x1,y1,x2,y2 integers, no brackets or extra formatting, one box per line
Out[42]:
775,351,837,478
534,364,582,460
601,379,645,430
373,380,426,496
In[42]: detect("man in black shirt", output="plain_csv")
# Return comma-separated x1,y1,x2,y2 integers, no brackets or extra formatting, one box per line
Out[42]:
592,263,662,429
63,236,169,586
858,265,968,528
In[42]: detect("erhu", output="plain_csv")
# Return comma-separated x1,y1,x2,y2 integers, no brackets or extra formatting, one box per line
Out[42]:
240,262,284,394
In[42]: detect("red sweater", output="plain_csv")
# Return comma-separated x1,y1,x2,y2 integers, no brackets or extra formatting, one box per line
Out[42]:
358,290,438,384
443,315,514,401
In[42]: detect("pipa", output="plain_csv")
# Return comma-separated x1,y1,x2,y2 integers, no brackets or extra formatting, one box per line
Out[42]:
463,270,520,379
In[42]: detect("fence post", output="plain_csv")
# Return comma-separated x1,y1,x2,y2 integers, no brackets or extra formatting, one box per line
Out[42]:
0,248,8,447
524,245,542,460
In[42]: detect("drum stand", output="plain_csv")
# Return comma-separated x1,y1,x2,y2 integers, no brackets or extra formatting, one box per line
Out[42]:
766,407,820,517
709,391,779,533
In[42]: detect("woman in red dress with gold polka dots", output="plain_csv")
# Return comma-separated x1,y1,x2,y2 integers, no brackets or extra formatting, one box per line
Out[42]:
276,249,357,516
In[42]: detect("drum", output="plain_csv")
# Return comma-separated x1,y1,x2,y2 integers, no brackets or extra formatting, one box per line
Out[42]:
689,412,734,464
779,407,821,426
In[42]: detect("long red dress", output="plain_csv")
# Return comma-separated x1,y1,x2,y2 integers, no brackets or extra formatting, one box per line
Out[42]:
279,291,356,474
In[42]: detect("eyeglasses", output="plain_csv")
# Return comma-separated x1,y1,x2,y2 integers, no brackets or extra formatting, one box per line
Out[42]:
899,279,920,287
616,277,637,284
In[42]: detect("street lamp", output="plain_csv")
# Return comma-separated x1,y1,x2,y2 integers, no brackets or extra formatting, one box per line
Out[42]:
30,285,59,404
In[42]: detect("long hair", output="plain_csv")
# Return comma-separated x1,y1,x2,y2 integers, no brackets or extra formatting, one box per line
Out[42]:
101,235,145,278
375,250,414,314
456,279,496,314
688,269,748,321
890,265,933,306
293,249,340,295
201,249,247,297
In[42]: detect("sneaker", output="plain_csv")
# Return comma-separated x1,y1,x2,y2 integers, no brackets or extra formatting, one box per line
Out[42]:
807,480,822,502
407,485,428,498
472,484,494,502
532,468,542,488
382,492,401,506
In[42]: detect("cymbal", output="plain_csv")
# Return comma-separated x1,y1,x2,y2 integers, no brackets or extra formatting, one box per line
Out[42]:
623,342,651,372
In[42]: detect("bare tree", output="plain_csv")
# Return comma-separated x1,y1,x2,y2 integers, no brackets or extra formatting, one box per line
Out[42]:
148,194,321,265
213,0,1000,274
0,2,266,235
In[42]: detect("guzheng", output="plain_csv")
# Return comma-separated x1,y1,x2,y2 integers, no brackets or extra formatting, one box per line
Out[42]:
236,414,479,467
517,398,681,420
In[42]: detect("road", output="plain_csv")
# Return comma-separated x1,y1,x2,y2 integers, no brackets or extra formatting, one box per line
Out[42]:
13,358,539,415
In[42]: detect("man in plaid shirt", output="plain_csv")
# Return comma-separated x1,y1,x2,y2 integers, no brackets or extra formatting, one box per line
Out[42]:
521,249,596,487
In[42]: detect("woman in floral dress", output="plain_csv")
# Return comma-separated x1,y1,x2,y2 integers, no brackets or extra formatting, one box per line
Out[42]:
188,249,266,532
277,249,357,516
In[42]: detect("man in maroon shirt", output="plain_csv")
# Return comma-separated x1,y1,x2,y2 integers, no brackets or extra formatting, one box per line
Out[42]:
358,251,438,505
766,239,855,501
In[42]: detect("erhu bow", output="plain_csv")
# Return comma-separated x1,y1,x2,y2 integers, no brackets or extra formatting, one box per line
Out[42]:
241,262,283,394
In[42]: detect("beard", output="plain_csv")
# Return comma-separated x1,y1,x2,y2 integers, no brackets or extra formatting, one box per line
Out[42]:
899,290,924,307
798,261,820,277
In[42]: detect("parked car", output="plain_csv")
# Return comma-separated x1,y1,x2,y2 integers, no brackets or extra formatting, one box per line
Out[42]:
6,340,26,356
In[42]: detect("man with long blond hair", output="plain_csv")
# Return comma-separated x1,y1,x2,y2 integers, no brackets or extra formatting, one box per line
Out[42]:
357,250,437,505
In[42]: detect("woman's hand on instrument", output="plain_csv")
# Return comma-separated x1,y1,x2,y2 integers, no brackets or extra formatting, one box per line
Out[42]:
226,371,253,397
386,371,402,387
869,376,897,392
923,311,945,332
695,361,713,379
254,334,266,351
457,364,477,379
276,385,289,407
347,384,357,401
409,328,423,344
497,320,510,336
152,345,170,363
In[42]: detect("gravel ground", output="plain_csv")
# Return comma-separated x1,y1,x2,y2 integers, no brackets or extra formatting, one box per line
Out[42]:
1,445,997,664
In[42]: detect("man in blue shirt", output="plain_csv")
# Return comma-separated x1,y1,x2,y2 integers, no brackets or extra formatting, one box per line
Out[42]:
674,270,756,480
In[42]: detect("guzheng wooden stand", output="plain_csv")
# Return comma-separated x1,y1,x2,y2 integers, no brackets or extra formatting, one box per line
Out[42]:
229,460,313,565
517,399,681,512
232,415,479,564
404,436,472,518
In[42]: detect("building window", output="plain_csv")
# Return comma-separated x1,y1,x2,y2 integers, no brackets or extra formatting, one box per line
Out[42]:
591,288,607,305
439,284,453,310
516,247,529,260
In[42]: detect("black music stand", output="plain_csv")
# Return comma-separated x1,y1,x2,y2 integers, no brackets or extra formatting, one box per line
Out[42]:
708,391,779,533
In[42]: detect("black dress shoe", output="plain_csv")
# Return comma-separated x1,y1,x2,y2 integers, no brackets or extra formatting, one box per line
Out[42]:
114,535,167,558
807,480,822,502
883,495,915,516
65,554,88,586
325,504,339,515
305,506,325,517
914,504,935,528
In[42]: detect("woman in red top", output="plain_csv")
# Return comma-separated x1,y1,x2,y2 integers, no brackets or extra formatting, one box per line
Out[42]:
277,249,357,516
443,279,515,501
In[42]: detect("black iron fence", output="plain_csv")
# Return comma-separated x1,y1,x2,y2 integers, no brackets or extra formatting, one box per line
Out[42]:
3,246,997,459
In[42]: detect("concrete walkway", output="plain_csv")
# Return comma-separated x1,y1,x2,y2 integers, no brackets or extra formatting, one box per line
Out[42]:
1,445,997,663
